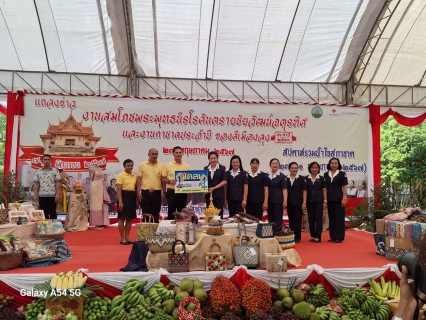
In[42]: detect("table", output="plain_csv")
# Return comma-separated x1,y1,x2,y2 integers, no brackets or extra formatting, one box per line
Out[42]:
156,220,257,237
0,222,36,238
146,231,288,271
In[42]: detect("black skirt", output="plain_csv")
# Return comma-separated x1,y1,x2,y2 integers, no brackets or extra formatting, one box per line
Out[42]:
118,190,137,219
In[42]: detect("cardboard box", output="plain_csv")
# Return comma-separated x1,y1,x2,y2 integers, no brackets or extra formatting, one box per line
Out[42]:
387,301,423,320
385,236,413,249
46,296,85,318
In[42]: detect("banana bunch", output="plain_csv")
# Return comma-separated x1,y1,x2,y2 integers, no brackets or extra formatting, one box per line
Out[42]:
368,276,400,300
122,278,147,295
148,282,175,304
50,271,87,291
316,306,331,320
126,296,161,320
308,284,331,307
329,311,341,320
338,286,390,320
108,278,149,319
107,298,126,320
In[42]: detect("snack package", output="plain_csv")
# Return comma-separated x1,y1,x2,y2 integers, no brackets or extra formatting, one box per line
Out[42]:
0,239,15,252
22,238,37,250
11,237,24,251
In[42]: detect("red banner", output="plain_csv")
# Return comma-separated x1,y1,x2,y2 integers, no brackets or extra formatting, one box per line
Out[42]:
19,146,119,172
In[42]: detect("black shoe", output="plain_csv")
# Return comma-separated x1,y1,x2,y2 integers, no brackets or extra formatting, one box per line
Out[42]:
327,239,335,242
334,240,342,243
309,238,314,242
295,239,301,243
126,240,133,244
120,241,130,245
312,238,321,243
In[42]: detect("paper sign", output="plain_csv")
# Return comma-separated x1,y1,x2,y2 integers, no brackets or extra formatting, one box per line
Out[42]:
390,239,395,248
249,248,257,256
278,258,284,266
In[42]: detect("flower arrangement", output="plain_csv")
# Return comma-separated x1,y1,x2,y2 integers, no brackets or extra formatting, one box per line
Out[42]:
210,276,241,316
241,278,272,316
177,296,203,320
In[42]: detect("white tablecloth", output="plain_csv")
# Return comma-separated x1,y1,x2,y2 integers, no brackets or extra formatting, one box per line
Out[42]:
0,222,37,238
156,220,257,237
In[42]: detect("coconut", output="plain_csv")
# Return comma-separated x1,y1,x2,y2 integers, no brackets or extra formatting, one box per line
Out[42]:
193,279,204,290
172,307,179,320
277,288,291,300
180,278,194,294
273,300,285,310
193,288,207,304
175,291,190,306
162,299,176,315
292,289,305,303
283,297,294,310
186,302,196,311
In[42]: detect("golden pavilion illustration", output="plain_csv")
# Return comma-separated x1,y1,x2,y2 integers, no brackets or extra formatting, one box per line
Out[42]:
40,114,101,156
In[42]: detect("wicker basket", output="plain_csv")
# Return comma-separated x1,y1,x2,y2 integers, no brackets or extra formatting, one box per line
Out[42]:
0,191,9,225
0,251,23,271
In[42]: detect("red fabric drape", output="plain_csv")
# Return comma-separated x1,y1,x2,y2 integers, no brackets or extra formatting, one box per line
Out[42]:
380,109,426,126
0,280,37,309
84,274,122,299
229,268,254,290
4,91,25,173
304,270,336,298
0,104,6,115
374,267,401,285
369,104,381,187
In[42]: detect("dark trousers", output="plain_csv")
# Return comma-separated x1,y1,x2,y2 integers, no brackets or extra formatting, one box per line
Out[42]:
140,190,162,223
328,201,346,241
267,202,283,229
228,200,243,217
246,202,263,220
166,189,187,220
39,197,57,219
287,203,303,241
307,202,323,239
205,196,224,217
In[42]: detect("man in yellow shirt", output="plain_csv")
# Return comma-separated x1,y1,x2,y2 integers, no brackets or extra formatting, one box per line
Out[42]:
136,148,165,223
162,146,190,220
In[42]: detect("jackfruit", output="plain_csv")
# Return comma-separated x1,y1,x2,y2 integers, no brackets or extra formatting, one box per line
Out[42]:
162,299,176,315
292,301,312,320
310,313,320,320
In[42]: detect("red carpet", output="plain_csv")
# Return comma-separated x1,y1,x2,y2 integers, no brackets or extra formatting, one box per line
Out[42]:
0,227,386,274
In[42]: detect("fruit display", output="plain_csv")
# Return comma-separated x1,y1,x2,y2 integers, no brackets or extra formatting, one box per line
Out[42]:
368,276,400,300
25,298,46,320
0,305,20,320
17,273,401,320
0,293,14,309
82,297,111,320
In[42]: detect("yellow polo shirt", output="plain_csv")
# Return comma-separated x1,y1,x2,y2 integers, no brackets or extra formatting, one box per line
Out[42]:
137,160,164,190
162,160,190,189
116,171,137,191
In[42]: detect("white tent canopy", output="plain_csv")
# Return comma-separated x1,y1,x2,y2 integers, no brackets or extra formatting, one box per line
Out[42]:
0,0,425,106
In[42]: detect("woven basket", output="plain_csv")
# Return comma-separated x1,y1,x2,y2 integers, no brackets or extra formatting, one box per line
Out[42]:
0,191,9,225
0,251,23,271
24,251,56,262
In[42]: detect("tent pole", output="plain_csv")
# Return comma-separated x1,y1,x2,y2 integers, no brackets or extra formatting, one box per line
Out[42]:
122,0,136,95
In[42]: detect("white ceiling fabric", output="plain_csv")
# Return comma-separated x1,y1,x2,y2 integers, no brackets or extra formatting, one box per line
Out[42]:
1,0,425,87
